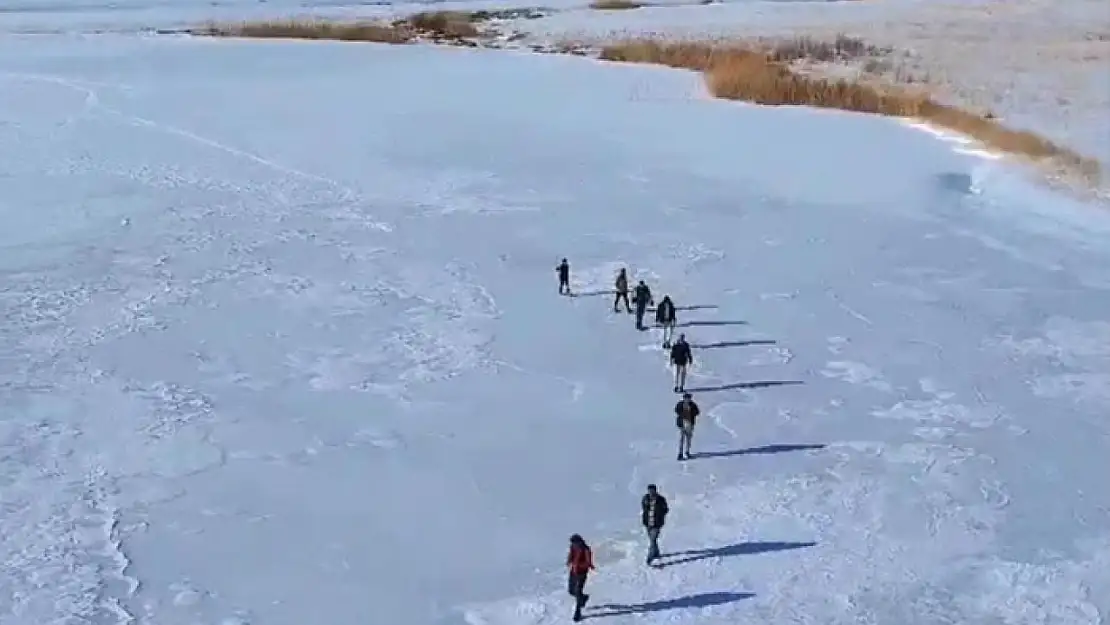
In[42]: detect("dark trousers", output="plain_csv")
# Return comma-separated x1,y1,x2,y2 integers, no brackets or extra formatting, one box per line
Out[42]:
614,291,630,312
559,277,569,294
568,572,589,618
635,304,647,328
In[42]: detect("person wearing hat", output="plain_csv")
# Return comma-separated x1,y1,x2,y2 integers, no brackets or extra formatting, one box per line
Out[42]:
641,484,670,565
566,533,595,621
675,391,700,460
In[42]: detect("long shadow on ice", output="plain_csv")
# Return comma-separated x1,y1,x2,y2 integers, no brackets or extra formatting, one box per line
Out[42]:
589,591,754,618
692,443,826,460
677,320,747,327
685,380,803,393
569,289,615,298
691,339,776,349
659,541,816,568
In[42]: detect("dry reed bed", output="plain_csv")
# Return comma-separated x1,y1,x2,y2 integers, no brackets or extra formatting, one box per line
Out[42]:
198,20,411,43
600,40,1100,183
196,11,487,44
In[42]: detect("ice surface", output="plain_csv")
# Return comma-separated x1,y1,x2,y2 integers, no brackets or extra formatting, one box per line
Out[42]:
3,8,1110,625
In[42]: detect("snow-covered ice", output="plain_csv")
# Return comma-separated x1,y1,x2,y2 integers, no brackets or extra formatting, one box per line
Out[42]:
3,7,1110,625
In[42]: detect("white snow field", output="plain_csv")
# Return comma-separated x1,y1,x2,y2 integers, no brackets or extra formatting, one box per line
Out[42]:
4,15,1110,625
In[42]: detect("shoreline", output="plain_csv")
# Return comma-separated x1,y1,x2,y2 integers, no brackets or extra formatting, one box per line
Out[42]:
4,0,1107,199
189,10,1106,198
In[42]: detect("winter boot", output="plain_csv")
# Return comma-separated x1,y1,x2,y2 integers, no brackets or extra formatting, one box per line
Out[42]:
573,593,588,621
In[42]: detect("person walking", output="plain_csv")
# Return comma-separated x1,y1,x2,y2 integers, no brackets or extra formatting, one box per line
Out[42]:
632,280,654,331
655,295,677,348
669,333,693,393
614,268,631,313
641,484,669,565
566,534,595,622
675,392,700,460
555,258,571,295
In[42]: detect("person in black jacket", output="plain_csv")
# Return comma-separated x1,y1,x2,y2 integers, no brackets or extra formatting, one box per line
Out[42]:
641,484,669,565
669,333,693,393
675,392,700,460
555,258,570,295
632,280,654,330
655,295,677,348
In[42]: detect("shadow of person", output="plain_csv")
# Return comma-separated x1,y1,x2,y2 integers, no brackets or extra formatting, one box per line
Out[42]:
589,591,754,618
660,540,816,568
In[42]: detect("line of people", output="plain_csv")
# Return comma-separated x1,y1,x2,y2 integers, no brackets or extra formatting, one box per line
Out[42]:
555,259,706,621
556,260,694,392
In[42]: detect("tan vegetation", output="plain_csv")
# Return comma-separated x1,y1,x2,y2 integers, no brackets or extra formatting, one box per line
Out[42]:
404,10,482,39
196,10,491,44
196,19,413,44
729,0,1110,182
599,39,1101,183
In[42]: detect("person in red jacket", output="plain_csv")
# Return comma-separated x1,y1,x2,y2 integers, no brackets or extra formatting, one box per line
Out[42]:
566,534,595,622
